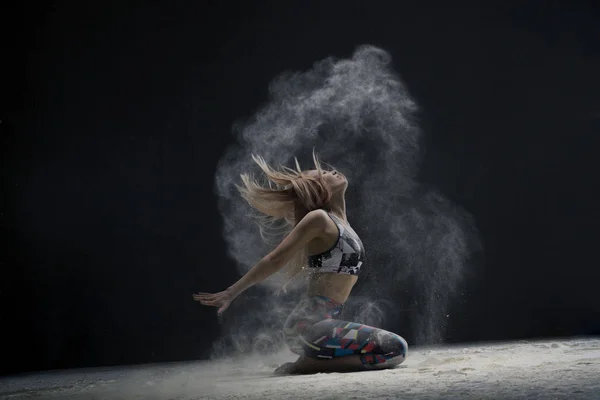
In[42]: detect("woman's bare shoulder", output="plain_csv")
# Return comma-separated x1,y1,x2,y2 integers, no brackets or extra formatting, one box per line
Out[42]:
299,209,337,236
302,209,330,225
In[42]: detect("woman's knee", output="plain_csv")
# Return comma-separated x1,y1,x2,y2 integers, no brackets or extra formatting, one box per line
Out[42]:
283,318,301,345
283,314,316,355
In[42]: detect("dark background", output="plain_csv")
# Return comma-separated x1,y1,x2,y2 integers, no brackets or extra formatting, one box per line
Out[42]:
2,0,600,376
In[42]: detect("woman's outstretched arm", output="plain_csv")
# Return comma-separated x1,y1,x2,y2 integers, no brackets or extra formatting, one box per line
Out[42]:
193,209,329,314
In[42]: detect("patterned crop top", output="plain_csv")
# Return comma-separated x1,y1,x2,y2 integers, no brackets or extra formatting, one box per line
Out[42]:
307,212,365,275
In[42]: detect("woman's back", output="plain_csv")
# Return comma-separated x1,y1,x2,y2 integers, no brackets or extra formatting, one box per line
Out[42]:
305,210,362,304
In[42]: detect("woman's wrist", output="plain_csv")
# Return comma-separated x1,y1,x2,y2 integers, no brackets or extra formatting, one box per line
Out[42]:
226,285,240,298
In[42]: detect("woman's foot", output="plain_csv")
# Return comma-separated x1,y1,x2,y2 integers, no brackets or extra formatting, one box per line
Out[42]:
273,355,367,375
273,357,317,375
273,362,298,375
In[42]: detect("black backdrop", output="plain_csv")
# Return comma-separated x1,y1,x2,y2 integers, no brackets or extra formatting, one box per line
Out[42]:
2,0,600,375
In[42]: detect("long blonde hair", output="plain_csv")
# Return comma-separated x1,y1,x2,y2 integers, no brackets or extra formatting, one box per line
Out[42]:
236,152,333,288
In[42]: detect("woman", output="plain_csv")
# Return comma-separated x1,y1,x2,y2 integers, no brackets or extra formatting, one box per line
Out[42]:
193,153,408,374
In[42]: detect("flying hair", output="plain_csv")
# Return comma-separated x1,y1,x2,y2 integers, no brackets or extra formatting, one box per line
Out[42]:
236,150,332,287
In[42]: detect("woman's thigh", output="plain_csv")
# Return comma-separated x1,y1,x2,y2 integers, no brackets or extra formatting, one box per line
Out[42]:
283,296,408,366
303,319,408,365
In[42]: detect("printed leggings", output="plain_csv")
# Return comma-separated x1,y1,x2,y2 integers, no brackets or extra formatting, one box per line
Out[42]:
283,295,408,366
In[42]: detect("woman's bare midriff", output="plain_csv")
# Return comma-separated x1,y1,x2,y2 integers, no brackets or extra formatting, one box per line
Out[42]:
304,213,359,304
307,272,358,305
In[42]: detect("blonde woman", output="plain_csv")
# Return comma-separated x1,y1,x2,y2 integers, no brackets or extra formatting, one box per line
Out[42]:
194,154,408,374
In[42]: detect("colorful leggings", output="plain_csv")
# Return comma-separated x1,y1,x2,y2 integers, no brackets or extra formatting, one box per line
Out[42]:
283,295,408,367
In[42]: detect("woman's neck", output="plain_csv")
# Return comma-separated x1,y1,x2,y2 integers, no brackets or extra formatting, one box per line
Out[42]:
327,192,347,221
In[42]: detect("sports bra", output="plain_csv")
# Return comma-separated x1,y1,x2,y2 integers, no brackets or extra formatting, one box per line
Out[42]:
306,212,365,275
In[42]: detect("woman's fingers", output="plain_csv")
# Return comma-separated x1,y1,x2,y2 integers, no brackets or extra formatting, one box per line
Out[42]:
192,291,230,316
197,300,217,306
194,297,218,304
193,294,216,300
192,296,223,306
192,291,229,310
194,293,214,298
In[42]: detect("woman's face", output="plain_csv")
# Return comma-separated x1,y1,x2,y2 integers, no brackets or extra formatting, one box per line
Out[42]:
308,169,347,192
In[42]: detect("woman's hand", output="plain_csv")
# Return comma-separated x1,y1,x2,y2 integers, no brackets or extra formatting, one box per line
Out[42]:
192,288,235,315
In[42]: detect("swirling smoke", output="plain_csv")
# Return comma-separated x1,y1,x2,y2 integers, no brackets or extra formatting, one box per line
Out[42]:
212,45,481,355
